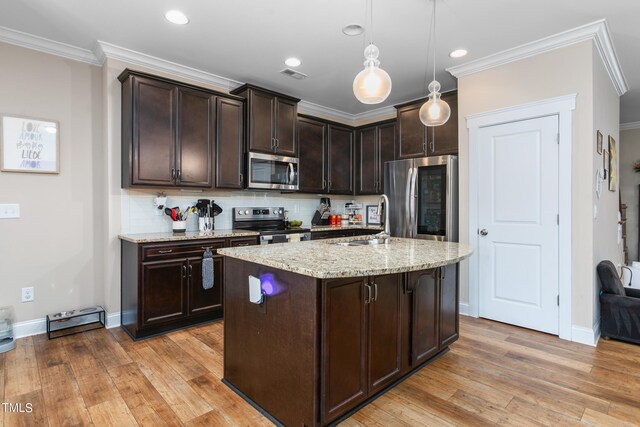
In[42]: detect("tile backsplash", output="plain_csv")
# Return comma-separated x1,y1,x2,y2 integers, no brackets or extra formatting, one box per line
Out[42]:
121,189,381,234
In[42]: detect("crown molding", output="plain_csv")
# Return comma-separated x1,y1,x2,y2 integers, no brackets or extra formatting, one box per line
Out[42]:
297,100,354,124
0,25,101,65
447,19,629,96
352,105,397,124
95,41,243,91
620,121,640,131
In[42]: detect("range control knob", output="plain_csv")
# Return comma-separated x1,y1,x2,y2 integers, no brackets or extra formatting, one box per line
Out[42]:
273,210,278,214
238,211,243,216
278,209,283,214
244,210,249,215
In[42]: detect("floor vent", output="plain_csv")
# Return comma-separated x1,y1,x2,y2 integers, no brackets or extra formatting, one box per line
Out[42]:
280,68,308,80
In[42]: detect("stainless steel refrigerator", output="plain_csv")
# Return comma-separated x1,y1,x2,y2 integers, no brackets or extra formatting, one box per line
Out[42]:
384,155,458,241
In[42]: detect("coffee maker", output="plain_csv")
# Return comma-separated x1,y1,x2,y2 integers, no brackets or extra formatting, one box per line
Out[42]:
311,197,331,225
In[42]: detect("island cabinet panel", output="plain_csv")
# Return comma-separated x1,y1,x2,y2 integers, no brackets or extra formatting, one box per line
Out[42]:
439,263,459,347
223,258,319,427
368,273,402,394
321,273,402,424
409,269,440,365
321,278,368,423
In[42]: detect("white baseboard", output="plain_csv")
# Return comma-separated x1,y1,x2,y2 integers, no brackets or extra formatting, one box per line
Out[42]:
106,311,121,329
459,302,472,317
13,317,46,339
571,321,600,347
13,310,120,339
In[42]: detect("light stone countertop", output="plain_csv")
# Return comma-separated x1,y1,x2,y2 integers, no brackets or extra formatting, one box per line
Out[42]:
118,229,259,243
310,224,384,232
218,237,473,279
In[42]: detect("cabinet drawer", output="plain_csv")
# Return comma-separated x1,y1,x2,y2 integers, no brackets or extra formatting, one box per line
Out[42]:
142,240,225,261
227,237,259,247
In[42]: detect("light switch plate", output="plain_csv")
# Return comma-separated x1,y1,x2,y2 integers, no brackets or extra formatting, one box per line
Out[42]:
0,204,20,219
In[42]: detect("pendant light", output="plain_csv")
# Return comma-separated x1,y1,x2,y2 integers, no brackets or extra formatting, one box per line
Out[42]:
419,0,450,126
353,0,392,104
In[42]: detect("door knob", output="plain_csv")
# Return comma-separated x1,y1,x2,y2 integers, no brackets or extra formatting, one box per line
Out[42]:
479,229,488,236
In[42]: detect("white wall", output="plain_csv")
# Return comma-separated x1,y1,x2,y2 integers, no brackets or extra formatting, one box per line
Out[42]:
620,128,640,262
591,43,622,330
0,42,104,323
457,41,620,331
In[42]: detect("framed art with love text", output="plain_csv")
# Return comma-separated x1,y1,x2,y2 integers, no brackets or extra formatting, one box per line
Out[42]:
1,115,59,174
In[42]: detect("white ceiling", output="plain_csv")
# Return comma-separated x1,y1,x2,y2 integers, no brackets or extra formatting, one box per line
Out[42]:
1,0,639,123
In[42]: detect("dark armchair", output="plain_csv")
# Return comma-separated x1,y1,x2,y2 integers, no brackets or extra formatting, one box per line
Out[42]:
597,260,640,345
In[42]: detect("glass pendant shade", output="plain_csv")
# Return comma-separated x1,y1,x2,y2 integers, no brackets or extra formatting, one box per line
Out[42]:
419,80,450,126
353,44,392,104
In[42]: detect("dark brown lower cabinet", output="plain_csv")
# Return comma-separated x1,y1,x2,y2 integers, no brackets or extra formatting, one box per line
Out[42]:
121,236,258,339
223,258,459,427
321,274,402,424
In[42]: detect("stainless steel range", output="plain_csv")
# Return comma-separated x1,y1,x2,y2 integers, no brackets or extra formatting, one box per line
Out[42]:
232,207,311,245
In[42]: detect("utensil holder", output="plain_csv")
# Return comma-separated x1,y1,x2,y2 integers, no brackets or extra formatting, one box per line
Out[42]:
172,220,187,233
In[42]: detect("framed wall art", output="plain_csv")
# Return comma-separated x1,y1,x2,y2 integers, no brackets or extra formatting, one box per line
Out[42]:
603,149,609,180
608,135,617,191
366,205,381,226
596,130,603,154
1,115,59,174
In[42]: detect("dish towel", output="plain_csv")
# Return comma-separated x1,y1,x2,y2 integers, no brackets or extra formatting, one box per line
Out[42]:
202,248,214,290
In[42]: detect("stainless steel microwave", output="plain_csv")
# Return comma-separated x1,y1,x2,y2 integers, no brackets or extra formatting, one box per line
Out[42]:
247,152,299,191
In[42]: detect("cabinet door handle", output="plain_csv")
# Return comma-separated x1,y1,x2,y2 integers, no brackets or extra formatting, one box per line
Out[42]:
422,141,427,155
177,169,181,181
372,282,378,302
158,249,173,254
188,264,193,277
182,265,187,278
441,266,446,280
364,284,371,304
236,242,250,247
276,138,279,148
171,168,176,180
239,173,244,185
430,140,435,153
322,178,326,190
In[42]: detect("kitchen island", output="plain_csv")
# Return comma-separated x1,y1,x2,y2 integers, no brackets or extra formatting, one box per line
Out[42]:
219,237,472,426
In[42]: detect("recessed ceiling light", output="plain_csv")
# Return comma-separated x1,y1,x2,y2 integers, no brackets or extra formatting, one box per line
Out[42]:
284,57,301,67
449,49,468,58
342,24,364,36
165,10,189,25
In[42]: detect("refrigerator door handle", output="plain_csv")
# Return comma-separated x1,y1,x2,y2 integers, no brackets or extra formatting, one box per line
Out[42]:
410,167,418,237
405,167,413,238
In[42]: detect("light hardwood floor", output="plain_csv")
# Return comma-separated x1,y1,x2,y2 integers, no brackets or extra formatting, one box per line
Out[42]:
2,316,640,426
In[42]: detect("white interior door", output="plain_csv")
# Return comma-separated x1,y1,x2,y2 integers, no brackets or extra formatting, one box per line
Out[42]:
477,115,559,335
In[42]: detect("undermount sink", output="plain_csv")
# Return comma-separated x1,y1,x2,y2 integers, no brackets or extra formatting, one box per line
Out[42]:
333,237,390,246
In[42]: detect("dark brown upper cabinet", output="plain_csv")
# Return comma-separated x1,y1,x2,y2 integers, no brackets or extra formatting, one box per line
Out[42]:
395,90,458,159
356,121,396,195
297,116,326,193
119,69,245,189
215,97,245,189
327,124,354,195
297,115,354,195
230,84,299,157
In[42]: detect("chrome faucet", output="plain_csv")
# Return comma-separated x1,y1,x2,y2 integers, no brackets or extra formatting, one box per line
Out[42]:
377,194,390,238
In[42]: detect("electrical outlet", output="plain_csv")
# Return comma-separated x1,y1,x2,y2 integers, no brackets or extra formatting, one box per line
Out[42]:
0,204,20,219
21,287,34,303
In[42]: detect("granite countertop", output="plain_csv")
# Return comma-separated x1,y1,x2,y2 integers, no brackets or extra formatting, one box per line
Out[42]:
118,229,259,243
218,237,473,279
310,224,384,231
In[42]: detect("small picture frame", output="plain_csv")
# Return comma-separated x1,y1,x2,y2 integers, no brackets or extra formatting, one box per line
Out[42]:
608,135,617,191
596,130,603,154
366,205,381,226
1,115,59,174
603,149,609,180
